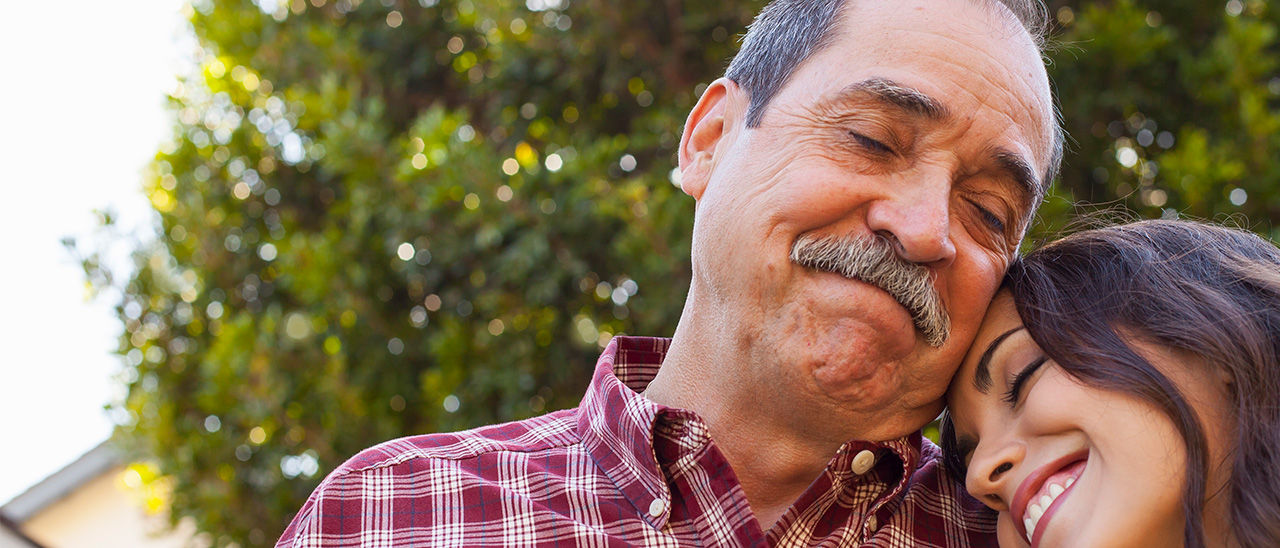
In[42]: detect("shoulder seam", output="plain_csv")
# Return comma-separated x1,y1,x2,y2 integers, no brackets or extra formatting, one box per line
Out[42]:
333,411,583,477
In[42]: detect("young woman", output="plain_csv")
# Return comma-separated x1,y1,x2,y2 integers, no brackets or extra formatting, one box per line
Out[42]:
942,220,1280,547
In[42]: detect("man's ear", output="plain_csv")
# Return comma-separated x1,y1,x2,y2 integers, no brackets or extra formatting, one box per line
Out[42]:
678,77,742,201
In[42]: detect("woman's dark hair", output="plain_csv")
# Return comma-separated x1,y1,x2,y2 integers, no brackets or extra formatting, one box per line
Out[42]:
942,219,1280,547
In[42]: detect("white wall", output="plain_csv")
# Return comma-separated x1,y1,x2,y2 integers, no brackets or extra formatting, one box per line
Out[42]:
21,467,198,548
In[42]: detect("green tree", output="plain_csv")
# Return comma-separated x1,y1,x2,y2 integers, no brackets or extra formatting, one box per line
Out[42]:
76,0,1280,545
79,0,755,544
1039,0,1280,237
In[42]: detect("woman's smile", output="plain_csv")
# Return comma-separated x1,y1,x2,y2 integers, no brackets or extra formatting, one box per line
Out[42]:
1012,455,1085,545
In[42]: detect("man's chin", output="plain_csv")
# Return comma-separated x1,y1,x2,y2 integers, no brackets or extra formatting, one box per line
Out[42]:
801,344,911,401
795,330,957,404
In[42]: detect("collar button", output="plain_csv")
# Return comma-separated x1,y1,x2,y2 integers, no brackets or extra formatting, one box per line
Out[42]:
851,449,876,475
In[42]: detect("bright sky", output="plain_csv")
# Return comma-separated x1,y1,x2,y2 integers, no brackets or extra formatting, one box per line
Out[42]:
0,0,187,503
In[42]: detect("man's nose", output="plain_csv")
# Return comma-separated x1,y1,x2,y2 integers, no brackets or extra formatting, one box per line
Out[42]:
965,437,1023,512
865,170,956,267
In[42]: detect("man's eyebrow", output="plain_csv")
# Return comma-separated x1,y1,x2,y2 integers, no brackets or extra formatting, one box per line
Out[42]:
837,77,947,120
991,148,1041,205
973,326,1025,393
835,79,1044,203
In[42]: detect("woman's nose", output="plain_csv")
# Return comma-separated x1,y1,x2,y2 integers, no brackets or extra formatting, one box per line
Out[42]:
965,438,1025,511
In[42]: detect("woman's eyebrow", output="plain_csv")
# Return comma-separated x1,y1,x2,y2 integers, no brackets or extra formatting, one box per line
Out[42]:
973,326,1026,393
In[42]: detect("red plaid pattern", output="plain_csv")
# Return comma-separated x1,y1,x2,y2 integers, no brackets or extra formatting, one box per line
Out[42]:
278,336,996,547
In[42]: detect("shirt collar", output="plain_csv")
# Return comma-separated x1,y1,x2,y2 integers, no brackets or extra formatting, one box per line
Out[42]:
575,336,925,528
575,336,672,527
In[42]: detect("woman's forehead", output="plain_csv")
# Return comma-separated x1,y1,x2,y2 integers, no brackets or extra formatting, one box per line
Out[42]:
976,291,1023,351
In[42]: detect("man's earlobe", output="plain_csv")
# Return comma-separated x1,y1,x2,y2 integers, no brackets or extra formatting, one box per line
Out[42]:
678,78,739,201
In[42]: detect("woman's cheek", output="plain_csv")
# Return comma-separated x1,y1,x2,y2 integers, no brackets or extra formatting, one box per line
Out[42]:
997,512,1027,547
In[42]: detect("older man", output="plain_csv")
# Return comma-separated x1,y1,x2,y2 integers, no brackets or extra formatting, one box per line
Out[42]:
278,0,1061,546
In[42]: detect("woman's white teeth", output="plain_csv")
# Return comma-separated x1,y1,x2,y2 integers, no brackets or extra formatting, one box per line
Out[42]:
1024,477,1076,543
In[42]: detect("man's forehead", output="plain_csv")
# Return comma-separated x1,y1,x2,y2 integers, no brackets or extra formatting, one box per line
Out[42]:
813,0,1056,171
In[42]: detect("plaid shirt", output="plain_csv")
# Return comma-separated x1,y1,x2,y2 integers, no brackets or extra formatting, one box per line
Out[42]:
278,336,996,547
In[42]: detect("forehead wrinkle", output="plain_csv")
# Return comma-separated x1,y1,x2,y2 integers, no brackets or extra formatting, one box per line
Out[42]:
891,26,1053,174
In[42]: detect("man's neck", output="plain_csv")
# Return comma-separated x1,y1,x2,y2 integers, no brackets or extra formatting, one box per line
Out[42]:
643,324,858,530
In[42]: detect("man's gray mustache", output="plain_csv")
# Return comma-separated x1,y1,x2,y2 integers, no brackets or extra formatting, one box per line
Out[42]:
789,233,950,347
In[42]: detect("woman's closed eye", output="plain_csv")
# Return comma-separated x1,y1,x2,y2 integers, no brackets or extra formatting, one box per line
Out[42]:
1001,355,1048,406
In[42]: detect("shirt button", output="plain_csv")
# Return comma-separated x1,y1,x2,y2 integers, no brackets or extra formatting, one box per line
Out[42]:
648,498,666,518
851,450,876,475
867,515,879,531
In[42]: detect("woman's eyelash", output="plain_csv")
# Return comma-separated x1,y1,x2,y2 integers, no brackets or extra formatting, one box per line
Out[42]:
1001,355,1048,406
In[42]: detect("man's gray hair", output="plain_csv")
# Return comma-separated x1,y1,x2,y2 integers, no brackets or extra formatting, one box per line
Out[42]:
724,0,1064,192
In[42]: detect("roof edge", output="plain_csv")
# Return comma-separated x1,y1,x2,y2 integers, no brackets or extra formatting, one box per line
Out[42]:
0,441,122,523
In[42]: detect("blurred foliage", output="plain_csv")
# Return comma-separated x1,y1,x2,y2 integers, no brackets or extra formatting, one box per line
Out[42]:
72,0,1280,544
1039,0,1280,238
